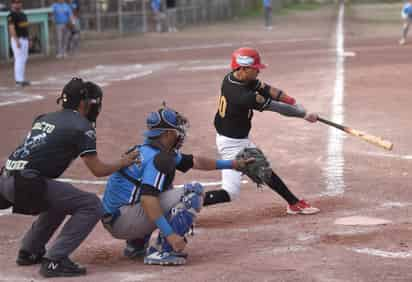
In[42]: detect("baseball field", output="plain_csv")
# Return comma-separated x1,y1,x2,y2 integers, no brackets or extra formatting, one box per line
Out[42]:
1,1,412,281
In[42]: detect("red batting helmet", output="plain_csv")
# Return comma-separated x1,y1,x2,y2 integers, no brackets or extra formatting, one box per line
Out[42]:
230,47,267,70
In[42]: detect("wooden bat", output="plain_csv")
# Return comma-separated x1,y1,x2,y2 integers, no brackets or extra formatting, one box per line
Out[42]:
317,117,393,151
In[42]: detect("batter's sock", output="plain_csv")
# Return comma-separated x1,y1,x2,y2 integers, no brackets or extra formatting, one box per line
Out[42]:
203,189,231,206
265,171,299,205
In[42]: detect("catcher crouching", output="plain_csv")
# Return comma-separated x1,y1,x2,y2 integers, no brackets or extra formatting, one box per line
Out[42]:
101,105,252,265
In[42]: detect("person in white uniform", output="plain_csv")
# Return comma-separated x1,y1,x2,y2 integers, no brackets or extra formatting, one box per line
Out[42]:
7,0,30,87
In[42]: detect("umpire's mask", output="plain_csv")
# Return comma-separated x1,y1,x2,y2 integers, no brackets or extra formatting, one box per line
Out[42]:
57,78,103,127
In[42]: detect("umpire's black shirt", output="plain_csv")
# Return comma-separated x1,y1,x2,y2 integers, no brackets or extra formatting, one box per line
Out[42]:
214,72,264,139
7,11,29,38
5,109,97,178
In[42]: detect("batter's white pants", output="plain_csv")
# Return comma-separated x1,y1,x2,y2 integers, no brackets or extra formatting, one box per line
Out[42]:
11,37,29,83
216,134,256,200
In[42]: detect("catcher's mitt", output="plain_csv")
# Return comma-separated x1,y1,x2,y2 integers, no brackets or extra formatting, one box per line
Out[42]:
235,147,272,186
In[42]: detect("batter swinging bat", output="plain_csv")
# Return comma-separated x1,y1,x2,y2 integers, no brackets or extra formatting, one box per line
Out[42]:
317,117,393,151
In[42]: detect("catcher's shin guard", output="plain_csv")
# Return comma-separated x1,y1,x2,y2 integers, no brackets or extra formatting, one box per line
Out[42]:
144,183,203,265
161,184,203,252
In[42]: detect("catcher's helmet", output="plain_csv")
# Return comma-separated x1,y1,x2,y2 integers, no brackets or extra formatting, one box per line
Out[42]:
144,106,189,149
230,47,266,70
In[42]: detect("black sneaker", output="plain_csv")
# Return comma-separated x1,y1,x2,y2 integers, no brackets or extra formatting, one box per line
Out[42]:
39,257,87,278
16,249,45,266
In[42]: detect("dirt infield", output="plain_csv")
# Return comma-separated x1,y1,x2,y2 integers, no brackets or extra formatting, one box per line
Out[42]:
1,3,412,282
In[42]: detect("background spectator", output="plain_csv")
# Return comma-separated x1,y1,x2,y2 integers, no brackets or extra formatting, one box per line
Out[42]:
8,0,30,87
67,0,81,55
51,0,74,58
166,0,178,32
400,0,412,45
263,0,273,30
151,0,166,32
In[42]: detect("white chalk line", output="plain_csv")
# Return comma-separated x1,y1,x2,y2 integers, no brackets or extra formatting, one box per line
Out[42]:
76,37,329,59
0,179,248,216
57,178,248,188
322,2,346,196
350,248,412,259
0,63,169,107
0,91,44,107
361,151,412,160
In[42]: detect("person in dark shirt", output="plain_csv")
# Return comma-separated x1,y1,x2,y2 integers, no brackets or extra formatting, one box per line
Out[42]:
8,0,30,87
208,47,320,215
0,78,138,278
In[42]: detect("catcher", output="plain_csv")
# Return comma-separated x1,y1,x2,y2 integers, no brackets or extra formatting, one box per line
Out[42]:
205,47,320,215
101,105,252,265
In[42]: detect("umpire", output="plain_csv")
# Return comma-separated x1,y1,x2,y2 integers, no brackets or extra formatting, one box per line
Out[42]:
0,78,138,278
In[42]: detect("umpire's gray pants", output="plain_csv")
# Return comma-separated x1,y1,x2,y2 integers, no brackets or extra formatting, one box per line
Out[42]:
104,188,184,240
0,175,103,261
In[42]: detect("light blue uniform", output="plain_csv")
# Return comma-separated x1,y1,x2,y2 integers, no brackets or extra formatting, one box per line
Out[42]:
102,144,183,215
52,3,72,24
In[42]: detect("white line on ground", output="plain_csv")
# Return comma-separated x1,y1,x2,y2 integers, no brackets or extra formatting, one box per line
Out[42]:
361,151,412,160
57,178,248,187
0,179,248,216
350,248,412,259
323,2,346,196
0,64,166,107
0,93,44,107
75,37,330,59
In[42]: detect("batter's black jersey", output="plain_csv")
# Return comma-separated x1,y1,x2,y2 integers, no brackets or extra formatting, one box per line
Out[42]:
5,109,97,178
214,72,266,139
7,11,29,38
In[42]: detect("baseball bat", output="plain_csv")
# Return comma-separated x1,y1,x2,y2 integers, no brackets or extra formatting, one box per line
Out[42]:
317,117,393,151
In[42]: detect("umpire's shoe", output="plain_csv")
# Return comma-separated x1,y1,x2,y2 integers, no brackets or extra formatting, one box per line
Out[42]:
16,249,46,266
39,257,87,278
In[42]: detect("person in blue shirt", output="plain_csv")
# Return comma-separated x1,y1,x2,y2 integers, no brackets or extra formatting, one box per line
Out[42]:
51,0,74,58
151,0,166,32
400,0,412,45
101,105,252,265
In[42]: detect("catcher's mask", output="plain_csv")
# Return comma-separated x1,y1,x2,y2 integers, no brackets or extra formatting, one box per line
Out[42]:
57,78,103,126
144,107,189,150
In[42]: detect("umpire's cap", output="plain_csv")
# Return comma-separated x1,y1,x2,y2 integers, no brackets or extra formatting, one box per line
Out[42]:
57,78,103,110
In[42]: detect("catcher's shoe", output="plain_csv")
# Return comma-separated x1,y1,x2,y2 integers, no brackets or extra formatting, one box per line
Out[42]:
16,249,46,266
287,200,320,215
123,237,150,259
146,246,188,259
144,247,186,265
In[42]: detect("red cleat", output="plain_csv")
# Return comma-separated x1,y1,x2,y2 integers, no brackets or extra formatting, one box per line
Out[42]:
287,200,320,215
